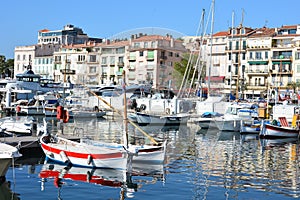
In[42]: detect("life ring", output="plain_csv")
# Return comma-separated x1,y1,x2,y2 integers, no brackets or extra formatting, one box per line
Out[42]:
57,106,64,120
63,110,69,123
140,104,146,111
16,105,21,113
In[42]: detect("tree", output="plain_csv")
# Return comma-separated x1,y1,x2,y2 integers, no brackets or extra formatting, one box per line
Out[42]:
173,53,206,89
0,56,14,78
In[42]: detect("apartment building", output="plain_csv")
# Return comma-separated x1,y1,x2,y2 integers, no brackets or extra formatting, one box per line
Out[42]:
14,24,102,78
127,34,187,88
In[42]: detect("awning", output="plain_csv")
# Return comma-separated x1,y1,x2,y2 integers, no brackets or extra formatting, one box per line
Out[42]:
248,61,268,65
205,76,225,82
272,61,291,65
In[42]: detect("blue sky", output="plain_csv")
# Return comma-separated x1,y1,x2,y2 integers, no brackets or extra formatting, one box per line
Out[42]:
1,0,299,59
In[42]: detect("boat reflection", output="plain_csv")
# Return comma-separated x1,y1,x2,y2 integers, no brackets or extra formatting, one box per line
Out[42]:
39,160,165,199
259,137,299,151
0,178,20,200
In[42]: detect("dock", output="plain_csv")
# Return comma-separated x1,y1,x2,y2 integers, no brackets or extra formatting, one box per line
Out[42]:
0,135,80,149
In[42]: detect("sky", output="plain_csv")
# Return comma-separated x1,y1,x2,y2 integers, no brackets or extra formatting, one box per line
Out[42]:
1,0,300,59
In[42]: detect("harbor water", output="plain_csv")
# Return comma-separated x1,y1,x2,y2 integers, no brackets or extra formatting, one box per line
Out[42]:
3,116,300,200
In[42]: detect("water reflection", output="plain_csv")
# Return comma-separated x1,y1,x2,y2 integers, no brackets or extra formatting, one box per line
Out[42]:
192,129,300,199
39,160,165,199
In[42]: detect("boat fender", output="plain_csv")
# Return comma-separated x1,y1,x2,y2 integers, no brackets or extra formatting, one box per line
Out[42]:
16,105,21,113
94,106,99,112
166,108,170,115
87,154,93,165
59,151,70,164
140,104,146,111
42,135,50,144
57,106,64,120
63,110,69,123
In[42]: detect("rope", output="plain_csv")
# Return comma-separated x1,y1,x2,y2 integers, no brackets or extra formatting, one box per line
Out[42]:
82,85,159,145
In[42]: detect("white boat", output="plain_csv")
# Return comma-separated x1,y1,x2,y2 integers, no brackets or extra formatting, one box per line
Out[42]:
40,133,128,169
240,119,261,134
259,119,299,138
214,103,258,132
70,108,106,119
259,117,300,138
0,143,22,177
193,112,223,129
135,112,190,126
0,116,35,135
16,92,59,116
81,138,167,164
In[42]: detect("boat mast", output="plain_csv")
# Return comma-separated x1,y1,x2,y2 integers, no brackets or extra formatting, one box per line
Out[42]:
208,0,215,97
122,70,128,149
230,11,234,95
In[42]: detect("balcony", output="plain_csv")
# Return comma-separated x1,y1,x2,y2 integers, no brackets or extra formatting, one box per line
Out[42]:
247,84,267,90
146,56,155,61
271,55,292,61
117,62,124,66
270,69,293,75
245,69,269,75
159,55,167,60
60,69,76,75
128,56,136,61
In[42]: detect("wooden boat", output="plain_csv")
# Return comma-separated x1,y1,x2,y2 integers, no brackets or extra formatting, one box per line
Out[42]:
81,71,168,165
81,138,167,164
40,133,128,169
259,116,300,138
0,143,22,177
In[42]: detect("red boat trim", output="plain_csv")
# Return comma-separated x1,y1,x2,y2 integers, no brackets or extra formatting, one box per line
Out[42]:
265,124,299,134
41,143,123,159
39,170,122,187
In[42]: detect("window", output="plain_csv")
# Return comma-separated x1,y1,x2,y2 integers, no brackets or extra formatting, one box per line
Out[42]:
134,42,140,48
89,55,97,62
144,42,148,48
228,65,231,72
23,55,26,61
101,57,107,64
109,56,115,65
265,52,268,59
78,55,85,62
228,53,231,60
89,66,97,73
236,41,239,50
255,52,262,59
249,52,253,59
168,52,173,57
242,53,246,60
297,64,300,73
139,51,144,57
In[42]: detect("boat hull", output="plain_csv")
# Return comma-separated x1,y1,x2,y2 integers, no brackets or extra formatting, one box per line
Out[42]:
215,119,241,132
260,124,299,138
40,135,128,169
240,120,260,134
136,112,189,126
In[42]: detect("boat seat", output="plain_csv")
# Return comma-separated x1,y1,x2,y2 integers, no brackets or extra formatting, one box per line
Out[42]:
278,117,289,127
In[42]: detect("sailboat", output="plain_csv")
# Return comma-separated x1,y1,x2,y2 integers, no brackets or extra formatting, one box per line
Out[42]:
40,71,167,168
81,70,168,164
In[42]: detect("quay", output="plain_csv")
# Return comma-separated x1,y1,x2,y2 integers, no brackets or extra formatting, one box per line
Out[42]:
0,135,80,149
